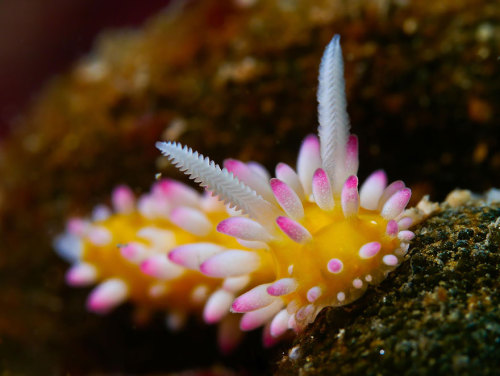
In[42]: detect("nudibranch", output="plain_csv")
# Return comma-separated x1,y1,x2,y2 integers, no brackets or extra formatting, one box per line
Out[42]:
156,35,415,337
54,179,274,350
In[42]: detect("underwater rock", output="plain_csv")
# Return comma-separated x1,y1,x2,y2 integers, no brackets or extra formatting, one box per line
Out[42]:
276,194,500,375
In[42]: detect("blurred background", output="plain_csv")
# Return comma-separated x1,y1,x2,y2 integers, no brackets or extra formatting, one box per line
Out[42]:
0,0,168,138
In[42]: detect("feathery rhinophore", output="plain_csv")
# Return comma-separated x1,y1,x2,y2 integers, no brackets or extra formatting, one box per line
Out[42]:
317,34,351,192
156,141,281,232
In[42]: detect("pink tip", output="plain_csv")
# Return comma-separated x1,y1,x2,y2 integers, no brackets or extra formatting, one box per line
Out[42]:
327,258,344,274
240,301,282,331
168,242,223,270
381,188,412,220
266,278,297,296
151,179,199,207
358,242,381,259
140,258,156,275
383,254,399,266
341,175,359,217
120,242,146,263
231,284,274,313
276,216,312,244
111,185,135,214
140,255,184,280
86,279,128,314
312,168,334,211
203,289,234,324
223,159,245,173
270,179,304,220
200,250,260,278
386,220,399,237
65,263,97,286
217,217,270,242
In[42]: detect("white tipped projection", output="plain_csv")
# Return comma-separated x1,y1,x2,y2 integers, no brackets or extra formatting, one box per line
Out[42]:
65,263,97,286
86,278,128,314
53,233,82,263
317,34,350,192
203,289,234,324
168,242,224,270
200,250,260,278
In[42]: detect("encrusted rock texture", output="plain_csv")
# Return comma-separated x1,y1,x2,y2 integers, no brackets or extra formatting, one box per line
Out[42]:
0,0,498,374
276,200,500,375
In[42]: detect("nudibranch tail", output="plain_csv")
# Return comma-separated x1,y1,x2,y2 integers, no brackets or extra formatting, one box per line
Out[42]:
156,34,415,336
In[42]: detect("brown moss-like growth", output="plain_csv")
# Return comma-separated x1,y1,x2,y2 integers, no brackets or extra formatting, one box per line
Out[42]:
276,200,500,375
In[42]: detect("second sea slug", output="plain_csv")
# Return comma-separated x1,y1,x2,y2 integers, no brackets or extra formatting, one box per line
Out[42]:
157,35,415,337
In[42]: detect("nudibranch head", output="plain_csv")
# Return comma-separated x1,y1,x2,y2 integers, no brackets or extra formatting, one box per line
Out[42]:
156,35,414,336
54,178,274,348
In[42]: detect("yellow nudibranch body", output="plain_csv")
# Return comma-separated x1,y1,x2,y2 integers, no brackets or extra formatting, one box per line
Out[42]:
56,35,417,346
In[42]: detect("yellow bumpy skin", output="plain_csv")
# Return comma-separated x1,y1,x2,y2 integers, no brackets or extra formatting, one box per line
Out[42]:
157,35,415,338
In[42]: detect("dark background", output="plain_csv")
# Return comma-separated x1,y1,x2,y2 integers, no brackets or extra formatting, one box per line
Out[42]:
0,0,169,138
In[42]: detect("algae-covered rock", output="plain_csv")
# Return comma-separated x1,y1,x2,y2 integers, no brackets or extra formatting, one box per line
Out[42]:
276,198,500,375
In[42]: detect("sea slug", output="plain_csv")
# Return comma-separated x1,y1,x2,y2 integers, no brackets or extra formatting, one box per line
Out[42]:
156,35,415,336
56,35,416,346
